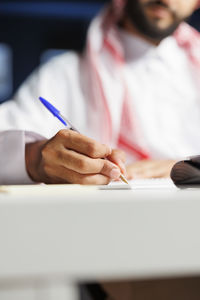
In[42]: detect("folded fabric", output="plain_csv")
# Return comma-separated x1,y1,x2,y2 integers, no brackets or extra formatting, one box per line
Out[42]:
170,156,200,185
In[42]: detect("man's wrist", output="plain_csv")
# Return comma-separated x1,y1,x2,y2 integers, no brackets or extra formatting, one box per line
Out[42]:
25,140,47,182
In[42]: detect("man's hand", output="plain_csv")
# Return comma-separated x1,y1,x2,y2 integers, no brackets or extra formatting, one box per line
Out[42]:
126,159,177,180
25,130,126,185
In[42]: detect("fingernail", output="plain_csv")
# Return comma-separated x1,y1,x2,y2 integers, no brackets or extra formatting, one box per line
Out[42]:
117,160,126,176
104,145,112,155
119,163,127,175
110,168,121,179
108,146,112,155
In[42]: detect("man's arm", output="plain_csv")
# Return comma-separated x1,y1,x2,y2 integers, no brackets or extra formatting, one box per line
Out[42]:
0,52,125,185
0,53,101,184
0,131,35,184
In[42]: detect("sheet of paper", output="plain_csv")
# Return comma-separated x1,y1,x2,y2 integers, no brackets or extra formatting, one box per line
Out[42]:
99,178,177,190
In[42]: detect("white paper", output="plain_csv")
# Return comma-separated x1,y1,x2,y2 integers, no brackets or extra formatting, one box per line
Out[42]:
100,178,176,190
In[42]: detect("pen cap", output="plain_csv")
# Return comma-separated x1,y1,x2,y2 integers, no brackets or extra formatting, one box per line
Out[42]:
39,97,60,116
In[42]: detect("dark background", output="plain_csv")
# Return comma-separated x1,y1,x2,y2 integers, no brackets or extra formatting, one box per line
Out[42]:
0,0,199,103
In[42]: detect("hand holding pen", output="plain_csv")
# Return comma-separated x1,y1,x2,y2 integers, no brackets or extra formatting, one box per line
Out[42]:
39,97,128,184
25,97,128,185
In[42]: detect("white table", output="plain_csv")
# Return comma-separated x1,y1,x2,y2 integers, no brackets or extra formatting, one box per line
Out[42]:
0,184,200,300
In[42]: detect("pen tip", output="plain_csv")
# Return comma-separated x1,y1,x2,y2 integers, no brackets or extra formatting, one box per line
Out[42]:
120,174,129,184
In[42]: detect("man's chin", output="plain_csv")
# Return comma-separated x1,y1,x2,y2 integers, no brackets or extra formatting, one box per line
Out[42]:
134,18,182,41
142,27,178,41
144,15,179,38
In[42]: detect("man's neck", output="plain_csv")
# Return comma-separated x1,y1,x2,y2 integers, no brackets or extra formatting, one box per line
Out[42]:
121,18,161,46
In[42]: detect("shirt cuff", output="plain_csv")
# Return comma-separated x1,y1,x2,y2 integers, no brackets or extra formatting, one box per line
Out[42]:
0,130,45,185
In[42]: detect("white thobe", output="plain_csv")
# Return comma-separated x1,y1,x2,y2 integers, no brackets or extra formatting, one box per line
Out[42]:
0,29,199,184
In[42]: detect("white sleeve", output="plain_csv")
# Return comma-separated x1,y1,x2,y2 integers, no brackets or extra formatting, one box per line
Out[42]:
0,53,74,138
0,130,44,185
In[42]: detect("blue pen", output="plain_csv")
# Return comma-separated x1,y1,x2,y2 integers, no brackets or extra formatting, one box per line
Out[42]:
39,96,129,184
39,96,79,132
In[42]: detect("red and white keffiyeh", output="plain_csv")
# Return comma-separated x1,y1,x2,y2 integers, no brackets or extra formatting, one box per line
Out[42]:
84,0,200,160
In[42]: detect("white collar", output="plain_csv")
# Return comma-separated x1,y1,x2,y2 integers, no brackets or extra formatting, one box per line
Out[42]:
118,28,154,61
118,28,184,67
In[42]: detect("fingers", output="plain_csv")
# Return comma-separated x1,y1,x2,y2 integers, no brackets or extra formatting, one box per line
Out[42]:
126,161,156,179
47,148,121,179
56,130,112,158
126,160,153,179
39,132,122,184
28,130,123,185
107,149,127,175
126,160,176,180
44,165,111,185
